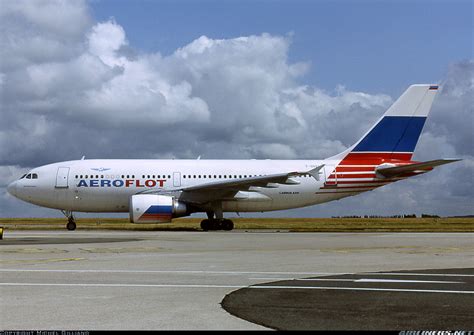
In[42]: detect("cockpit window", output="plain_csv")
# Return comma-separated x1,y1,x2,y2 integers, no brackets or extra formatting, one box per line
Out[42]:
20,174,27,179
26,174,32,179
32,173,38,179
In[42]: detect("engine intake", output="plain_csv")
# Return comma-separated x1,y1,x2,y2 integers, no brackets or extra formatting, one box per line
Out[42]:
129,194,188,223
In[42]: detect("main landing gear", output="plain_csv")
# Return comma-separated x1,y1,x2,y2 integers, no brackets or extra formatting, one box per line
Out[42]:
61,210,76,231
200,218,234,231
200,210,234,231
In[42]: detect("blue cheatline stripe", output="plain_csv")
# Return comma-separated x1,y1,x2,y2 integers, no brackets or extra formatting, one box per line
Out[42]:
353,116,426,153
145,205,173,214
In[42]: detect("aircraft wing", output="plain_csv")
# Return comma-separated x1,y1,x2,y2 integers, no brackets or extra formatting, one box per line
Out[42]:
141,165,324,204
376,159,460,178
181,165,325,203
183,165,324,192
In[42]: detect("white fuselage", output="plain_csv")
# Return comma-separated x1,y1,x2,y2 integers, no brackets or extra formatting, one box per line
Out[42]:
6,85,446,221
8,158,353,213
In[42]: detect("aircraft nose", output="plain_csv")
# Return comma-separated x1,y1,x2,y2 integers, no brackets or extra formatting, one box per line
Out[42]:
7,181,17,197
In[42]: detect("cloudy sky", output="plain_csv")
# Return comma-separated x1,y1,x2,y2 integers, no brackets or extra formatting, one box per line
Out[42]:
0,0,472,218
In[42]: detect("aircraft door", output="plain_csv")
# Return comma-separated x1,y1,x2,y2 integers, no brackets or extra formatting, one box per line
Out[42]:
173,172,181,187
55,167,70,188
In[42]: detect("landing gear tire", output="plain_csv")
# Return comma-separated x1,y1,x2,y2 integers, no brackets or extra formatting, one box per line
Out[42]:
222,219,234,231
61,210,76,231
200,219,234,231
66,218,76,231
211,220,221,230
200,219,210,231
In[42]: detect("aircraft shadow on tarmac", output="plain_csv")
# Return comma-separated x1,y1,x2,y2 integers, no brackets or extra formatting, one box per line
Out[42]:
221,268,474,330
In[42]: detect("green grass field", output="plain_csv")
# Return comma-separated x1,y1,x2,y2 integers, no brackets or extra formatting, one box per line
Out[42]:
0,217,473,232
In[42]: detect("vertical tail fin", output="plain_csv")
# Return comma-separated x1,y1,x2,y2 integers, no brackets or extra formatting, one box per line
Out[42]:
329,84,439,162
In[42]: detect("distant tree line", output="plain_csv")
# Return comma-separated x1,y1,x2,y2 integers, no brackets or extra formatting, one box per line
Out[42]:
331,214,440,218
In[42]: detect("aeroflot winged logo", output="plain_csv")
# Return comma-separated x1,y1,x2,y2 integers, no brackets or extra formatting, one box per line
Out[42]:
90,167,111,172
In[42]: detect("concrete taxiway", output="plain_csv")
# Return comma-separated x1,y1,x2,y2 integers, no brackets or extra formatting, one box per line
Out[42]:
0,230,473,330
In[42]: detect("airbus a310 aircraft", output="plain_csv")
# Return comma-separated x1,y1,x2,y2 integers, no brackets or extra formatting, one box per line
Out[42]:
7,84,459,231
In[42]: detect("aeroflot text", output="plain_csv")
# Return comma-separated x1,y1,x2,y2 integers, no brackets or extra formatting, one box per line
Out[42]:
77,179,167,188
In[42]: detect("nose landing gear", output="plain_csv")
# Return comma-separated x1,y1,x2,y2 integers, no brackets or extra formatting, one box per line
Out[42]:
61,210,76,231
66,217,76,231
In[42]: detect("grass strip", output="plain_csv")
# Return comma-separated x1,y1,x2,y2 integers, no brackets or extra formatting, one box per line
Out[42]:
0,217,473,232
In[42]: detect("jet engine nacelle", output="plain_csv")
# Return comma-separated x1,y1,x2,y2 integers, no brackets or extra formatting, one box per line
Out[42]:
129,194,188,223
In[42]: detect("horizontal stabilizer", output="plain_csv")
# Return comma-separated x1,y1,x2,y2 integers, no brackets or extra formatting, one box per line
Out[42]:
306,164,325,181
376,159,461,178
